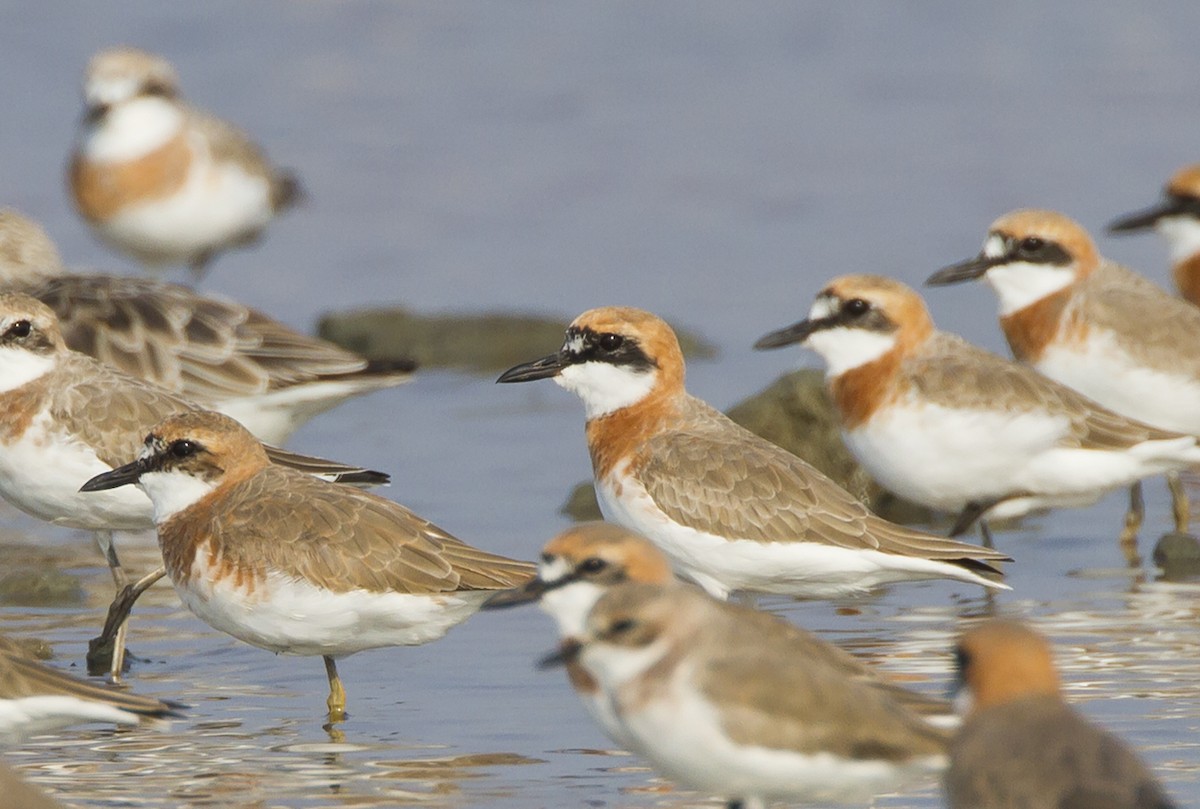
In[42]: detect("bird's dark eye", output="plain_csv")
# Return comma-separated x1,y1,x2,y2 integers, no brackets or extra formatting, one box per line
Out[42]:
141,80,174,98
8,320,31,339
1018,236,1045,255
843,299,869,317
579,557,608,574
170,440,198,459
598,333,624,352
609,618,636,635
540,552,555,564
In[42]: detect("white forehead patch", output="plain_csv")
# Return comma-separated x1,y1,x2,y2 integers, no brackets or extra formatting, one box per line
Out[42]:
807,295,837,320
563,334,586,355
538,555,572,583
982,233,1007,259
85,76,145,108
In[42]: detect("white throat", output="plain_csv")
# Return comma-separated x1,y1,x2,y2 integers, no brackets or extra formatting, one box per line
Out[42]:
555,362,658,419
137,469,217,525
983,261,1075,316
0,347,54,393
580,636,671,691
84,96,183,163
1157,217,1200,264
540,579,606,638
804,328,897,377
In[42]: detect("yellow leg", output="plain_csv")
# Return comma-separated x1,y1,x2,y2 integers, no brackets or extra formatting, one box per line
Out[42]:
1168,472,1190,533
1118,482,1144,567
324,656,347,722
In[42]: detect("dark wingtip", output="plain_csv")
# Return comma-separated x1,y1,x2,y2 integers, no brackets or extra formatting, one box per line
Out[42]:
273,171,304,211
333,469,391,486
482,578,551,610
157,699,190,719
364,357,420,375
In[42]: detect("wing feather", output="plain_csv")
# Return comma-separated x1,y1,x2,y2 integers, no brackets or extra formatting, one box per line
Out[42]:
31,275,410,403
636,398,1007,565
212,468,534,594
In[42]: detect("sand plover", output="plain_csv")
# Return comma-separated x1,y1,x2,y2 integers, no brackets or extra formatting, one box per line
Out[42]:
82,410,534,722
0,291,387,678
0,209,414,446
929,209,1200,532
69,47,300,279
543,582,951,809
498,307,1009,600
487,522,956,748
755,274,1200,547
945,620,1179,809
0,635,182,744
1109,164,1200,306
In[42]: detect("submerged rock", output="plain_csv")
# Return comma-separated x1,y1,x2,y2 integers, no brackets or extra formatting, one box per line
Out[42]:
561,369,934,525
317,307,717,373
1153,532,1200,580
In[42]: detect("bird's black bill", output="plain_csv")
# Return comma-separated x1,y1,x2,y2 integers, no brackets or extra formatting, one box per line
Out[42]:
496,353,567,383
496,350,571,381
925,255,1004,287
1107,198,1194,234
753,318,823,350
537,638,582,670
80,458,148,492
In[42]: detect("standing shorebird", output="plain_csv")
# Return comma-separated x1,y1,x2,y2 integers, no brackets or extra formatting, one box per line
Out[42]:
0,209,415,446
1109,164,1200,306
0,291,387,679
486,522,956,748
754,274,1200,552
944,620,1179,809
82,411,535,723
499,306,1009,600
929,209,1200,533
68,47,300,279
543,583,951,809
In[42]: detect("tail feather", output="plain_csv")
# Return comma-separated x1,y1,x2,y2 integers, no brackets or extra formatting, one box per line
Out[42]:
272,170,304,212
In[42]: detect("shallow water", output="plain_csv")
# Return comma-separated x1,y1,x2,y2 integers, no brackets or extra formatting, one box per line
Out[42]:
2,2,1200,806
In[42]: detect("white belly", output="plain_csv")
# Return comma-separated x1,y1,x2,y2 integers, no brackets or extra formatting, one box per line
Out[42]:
97,144,273,267
0,415,152,530
176,548,490,656
1037,334,1200,435
844,398,1196,519
594,470,994,599
615,664,944,804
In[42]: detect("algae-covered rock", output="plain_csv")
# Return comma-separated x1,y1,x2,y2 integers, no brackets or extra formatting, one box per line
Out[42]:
317,307,717,374
561,369,935,525
0,568,85,607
